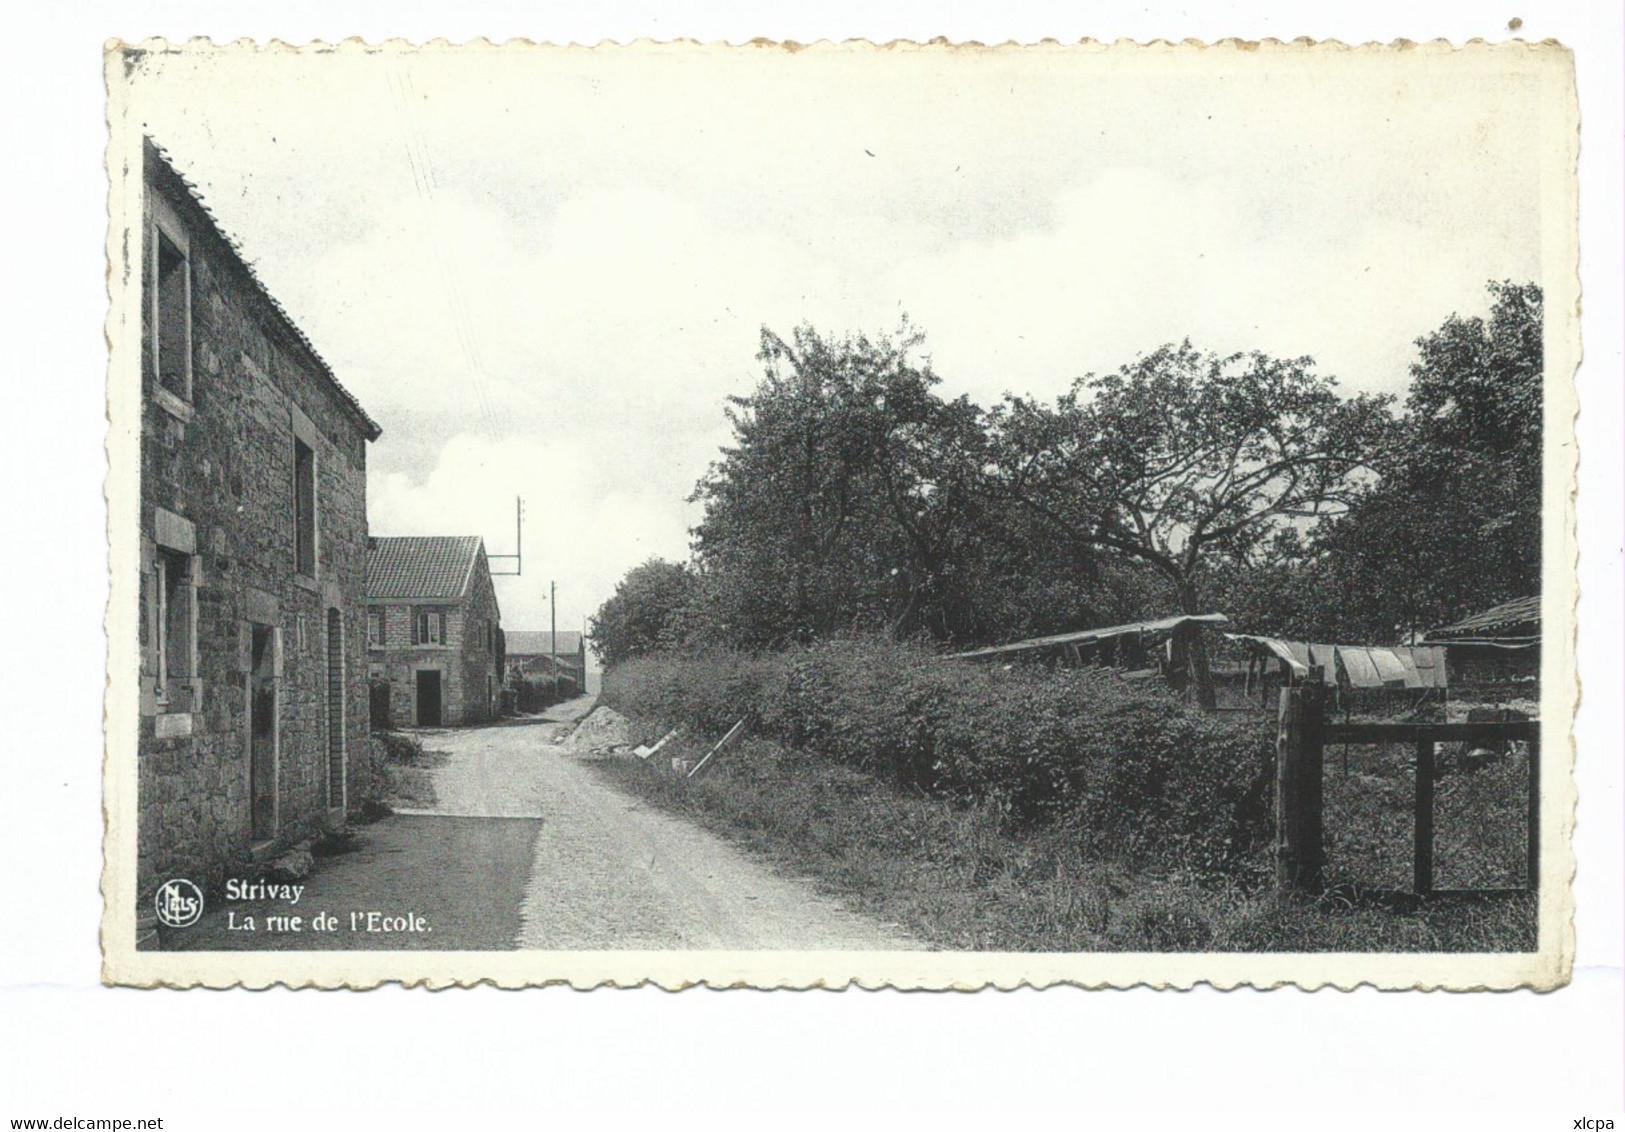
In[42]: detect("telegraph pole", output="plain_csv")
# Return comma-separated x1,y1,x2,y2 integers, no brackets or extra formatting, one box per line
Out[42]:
550,579,559,701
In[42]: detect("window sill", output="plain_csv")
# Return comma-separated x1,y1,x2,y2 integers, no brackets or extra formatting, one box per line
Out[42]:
293,572,320,593
152,385,195,424
153,712,193,739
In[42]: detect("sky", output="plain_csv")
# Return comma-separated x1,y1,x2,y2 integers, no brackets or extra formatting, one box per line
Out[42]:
121,42,1556,653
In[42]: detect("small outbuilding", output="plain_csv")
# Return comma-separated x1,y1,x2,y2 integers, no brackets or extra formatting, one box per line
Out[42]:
506,629,587,695
1420,595,1541,689
948,613,1230,700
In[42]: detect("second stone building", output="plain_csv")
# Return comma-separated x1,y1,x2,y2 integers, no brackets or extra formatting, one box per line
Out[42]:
365,536,504,727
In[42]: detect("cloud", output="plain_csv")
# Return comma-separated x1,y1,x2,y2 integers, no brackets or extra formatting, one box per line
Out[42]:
128,46,1553,626
369,433,700,636
890,163,1538,406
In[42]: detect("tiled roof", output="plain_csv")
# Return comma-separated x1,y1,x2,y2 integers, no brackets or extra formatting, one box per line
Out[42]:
506,630,584,657
367,537,483,600
145,138,382,441
1425,596,1541,642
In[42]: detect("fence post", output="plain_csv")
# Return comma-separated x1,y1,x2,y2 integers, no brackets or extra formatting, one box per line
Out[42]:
1276,671,1327,894
1413,737,1435,896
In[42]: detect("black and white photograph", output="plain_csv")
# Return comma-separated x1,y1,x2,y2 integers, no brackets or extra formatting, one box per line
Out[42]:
103,37,1577,990
0,2,1620,1127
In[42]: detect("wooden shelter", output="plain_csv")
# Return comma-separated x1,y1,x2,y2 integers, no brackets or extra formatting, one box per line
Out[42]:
1420,595,1541,687
948,613,1230,698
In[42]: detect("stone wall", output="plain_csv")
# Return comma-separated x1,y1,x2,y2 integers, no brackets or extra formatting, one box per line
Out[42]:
137,144,377,903
367,558,501,727
459,548,502,724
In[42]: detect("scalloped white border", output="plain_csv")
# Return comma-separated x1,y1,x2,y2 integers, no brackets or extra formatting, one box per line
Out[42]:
101,35,1579,991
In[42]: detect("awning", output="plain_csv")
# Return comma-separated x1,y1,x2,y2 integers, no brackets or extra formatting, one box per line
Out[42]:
1394,649,1424,688
1225,633,1308,678
1368,647,1410,685
1225,634,1334,684
1336,646,1383,688
1308,642,1339,679
1407,646,1447,688
1229,634,1448,690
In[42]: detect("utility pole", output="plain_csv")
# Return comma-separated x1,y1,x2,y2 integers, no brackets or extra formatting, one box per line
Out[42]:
550,579,559,701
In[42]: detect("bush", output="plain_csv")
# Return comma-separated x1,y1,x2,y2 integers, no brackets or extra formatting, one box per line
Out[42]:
603,635,1275,877
511,675,564,714
371,730,443,807
376,730,427,764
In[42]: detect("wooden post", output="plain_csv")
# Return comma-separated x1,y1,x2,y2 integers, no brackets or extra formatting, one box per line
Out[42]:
1275,674,1327,893
1414,737,1435,896
1526,731,1541,892
1167,626,1190,695
688,719,745,779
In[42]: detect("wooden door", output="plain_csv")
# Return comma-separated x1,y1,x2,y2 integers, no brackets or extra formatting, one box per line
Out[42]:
416,669,442,727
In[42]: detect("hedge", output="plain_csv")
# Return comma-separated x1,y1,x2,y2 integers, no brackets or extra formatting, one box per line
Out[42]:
602,635,1276,874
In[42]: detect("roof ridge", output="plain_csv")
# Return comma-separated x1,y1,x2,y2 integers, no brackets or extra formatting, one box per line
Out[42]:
458,538,484,599
144,138,382,442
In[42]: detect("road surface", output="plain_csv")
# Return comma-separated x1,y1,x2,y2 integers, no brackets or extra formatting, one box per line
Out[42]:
407,702,915,950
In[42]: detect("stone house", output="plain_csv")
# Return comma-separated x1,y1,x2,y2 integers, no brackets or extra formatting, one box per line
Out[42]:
137,140,382,904
366,537,504,726
505,629,587,695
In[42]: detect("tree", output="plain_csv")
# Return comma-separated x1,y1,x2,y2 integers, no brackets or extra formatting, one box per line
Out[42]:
1291,281,1543,640
689,321,989,647
987,343,1393,706
589,558,699,668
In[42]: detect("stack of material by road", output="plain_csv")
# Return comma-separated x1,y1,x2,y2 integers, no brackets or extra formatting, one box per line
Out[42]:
1225,633,1447,690
559,706,637,753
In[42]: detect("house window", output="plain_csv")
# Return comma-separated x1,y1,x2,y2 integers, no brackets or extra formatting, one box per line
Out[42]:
485,621,493,652
414,608,447,646
153,547,195,705
294,438,316,576
367,609,385,648
152,223,191,401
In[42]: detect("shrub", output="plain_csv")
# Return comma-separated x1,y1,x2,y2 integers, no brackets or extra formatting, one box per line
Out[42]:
511,675,565,714
377,730,427,764
602,634,1275,877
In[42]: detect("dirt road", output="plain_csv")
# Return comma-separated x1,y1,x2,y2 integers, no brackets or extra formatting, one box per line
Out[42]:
411,703,915,950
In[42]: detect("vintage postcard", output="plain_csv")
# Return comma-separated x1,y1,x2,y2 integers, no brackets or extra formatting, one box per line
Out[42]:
102,37,1578,989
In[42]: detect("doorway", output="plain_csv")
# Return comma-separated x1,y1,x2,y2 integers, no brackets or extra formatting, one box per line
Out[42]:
416,669,443,727
250,624,278,842
325,608,345,810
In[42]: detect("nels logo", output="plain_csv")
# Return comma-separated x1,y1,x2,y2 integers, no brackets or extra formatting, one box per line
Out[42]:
154,878,203,928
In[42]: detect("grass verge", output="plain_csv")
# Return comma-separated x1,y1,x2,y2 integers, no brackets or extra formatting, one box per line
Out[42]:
595,727,1536,952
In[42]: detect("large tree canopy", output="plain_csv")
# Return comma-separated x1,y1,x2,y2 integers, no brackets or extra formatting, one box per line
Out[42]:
1288,280,1543,640
597,281,1541,685
986,344,1393,704
588,558,699,668
688,322,991,646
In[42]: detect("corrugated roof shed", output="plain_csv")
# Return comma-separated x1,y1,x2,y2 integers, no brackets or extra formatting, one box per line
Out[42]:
947,613,1229,660
1425,596,1541,643
367,536,483,600
506,630,584,656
